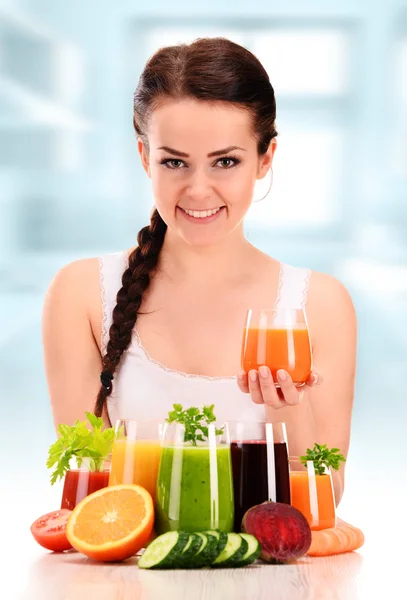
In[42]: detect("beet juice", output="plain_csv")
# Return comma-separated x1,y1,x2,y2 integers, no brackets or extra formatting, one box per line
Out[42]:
231,440,291,532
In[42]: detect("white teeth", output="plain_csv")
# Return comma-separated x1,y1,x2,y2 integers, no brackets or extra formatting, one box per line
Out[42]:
183,207,221,218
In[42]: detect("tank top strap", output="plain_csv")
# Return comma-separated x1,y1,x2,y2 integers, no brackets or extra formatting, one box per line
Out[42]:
98,250,129,354
275,263,311,310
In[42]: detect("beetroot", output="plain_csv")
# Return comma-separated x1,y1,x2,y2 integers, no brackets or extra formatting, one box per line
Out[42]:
242,501,311,564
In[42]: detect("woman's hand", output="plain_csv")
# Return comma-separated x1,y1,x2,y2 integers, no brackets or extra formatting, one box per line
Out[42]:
237,367,321,408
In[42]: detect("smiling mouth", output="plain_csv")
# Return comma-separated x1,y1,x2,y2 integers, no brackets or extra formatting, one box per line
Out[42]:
179,207,224,219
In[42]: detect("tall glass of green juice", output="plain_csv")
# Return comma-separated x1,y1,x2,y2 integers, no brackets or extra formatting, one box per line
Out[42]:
155,422,234,533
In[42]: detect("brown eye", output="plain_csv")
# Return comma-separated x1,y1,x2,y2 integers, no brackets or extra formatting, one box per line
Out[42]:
160,159,185,169
216,157,241,169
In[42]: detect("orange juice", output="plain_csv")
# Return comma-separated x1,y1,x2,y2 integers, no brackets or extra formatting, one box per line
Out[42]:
109,439,162,501
289,471,336,530
242,326,311,383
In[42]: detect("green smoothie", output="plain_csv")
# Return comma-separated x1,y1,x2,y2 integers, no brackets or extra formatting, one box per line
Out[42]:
155,444,234,533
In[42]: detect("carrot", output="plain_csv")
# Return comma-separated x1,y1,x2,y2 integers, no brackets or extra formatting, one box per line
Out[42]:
336,518,364,552
307,521,364,556
307,530,332,556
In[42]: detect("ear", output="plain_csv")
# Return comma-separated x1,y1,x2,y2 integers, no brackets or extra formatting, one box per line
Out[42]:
138,138,151,178
257,138,277,180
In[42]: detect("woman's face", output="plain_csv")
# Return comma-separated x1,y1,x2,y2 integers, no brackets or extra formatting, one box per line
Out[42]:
138,98,276,247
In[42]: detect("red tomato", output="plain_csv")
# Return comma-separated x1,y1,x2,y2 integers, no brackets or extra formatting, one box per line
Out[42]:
30,509,73,552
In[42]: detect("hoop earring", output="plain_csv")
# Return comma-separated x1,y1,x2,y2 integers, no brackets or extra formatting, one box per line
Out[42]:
254,168,273,203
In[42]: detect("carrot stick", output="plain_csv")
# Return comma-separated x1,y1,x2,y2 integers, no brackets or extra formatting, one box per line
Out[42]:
307,522,364,557
307,530,332,556
337,519,365,553
329,527,350,552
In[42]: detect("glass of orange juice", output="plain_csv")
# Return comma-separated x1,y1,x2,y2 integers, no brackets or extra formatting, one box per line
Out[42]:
288,457,336,530
241,308,312,387
109,420,164,501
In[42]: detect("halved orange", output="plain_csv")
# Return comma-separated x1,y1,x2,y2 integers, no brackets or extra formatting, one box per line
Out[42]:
66,484,154,562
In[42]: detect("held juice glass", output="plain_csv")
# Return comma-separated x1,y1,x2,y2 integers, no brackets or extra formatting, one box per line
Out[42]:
108,419,163,501
289,457,336,530
241,308,312,386
229,421,291,532
61,456,110,510
155,422,234,533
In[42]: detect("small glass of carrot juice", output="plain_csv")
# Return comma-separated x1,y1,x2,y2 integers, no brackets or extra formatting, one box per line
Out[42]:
241,308,312,387
109,420,164,502
288,457,336,530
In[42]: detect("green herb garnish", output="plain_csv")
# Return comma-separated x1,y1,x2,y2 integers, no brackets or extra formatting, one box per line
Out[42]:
166,404,224,446
300,443,346,476
46,412,116,484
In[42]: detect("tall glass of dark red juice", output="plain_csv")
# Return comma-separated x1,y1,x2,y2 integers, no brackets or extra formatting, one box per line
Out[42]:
229,421,291,532
61,457,110,510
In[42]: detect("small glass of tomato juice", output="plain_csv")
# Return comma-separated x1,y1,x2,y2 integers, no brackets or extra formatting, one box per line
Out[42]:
60,457,110,510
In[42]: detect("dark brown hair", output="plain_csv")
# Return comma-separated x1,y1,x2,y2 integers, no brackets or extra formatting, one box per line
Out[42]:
94,37,278,418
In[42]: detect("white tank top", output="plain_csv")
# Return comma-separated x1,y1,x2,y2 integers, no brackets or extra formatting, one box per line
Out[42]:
99,250,311,426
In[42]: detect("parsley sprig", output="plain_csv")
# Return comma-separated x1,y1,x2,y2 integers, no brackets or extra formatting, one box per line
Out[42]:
300,443,346,476
46,412,116,484
166,404,224,446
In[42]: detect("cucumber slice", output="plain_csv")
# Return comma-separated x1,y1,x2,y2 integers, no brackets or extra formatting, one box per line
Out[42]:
192,533,219,568
211,533,249,568
138,531,190,569
176,533,203,569
233,534,261,567
205,530,228,555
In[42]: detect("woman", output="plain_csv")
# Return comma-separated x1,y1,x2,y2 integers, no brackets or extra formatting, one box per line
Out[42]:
42,38,356,505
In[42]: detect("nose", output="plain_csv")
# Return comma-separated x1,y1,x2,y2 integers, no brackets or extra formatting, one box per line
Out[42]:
184,168,213,202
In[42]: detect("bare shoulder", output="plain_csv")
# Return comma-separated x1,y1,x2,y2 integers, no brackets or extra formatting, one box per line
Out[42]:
43,257,103,350
307,270,357,333
44,257,100,309
308,270,355,308
42,257,106,427
46,256,100,289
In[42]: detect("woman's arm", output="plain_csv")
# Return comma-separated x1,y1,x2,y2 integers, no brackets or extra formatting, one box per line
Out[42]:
42,259,106,431
266,272,357,506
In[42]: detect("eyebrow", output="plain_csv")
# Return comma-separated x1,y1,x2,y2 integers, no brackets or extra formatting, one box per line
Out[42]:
157,145,247,158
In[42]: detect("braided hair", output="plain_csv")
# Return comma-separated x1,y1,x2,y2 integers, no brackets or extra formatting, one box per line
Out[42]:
94,36,277,417
94,209,166,417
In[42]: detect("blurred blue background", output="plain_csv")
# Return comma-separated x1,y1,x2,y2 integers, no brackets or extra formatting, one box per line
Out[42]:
1,0,406,524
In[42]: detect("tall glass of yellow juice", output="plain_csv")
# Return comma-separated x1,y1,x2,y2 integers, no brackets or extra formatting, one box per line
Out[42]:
109,420,163,501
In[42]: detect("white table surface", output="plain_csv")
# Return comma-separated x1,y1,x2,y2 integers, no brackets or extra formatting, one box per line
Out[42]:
5,531,400,600
4,477,403,600
5,439,405,600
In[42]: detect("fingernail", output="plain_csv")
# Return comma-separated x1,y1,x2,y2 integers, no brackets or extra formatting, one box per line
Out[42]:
277,369,287,381
249,370,257,383
259,366,269,379
312,373,319,385
238,371,245,382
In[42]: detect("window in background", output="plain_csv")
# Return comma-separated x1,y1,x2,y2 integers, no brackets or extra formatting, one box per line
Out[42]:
0,14,87,171
249,126,344,227
143,27,245,59
251,29,349,96
140,24,352,235
53,44,85,172
1,20,54,97
395,35,407,179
